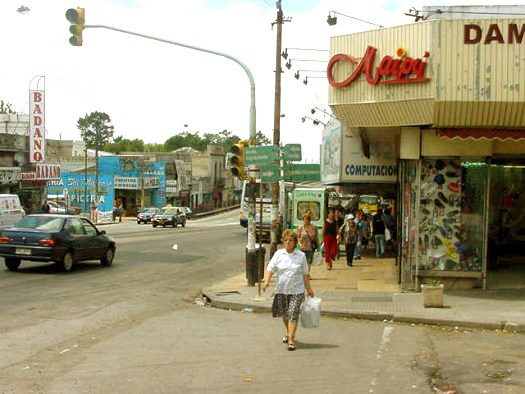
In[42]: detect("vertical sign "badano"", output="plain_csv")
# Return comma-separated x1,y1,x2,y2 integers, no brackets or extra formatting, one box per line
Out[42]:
30,90,45,163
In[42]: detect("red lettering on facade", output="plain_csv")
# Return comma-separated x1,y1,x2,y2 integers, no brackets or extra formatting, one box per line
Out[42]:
464,24,482,44
484,24,504,44
33,128,42,137
33,152,43,162
327,46,429,88
33,92,42,102
509,23,525,44
33,140,41,150
33,116,42,126
465,23,525,44
33,104,42,114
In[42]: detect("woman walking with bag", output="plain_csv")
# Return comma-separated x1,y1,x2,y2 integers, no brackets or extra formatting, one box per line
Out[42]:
296,212,318,276
322,209,338,270
262,229,314,351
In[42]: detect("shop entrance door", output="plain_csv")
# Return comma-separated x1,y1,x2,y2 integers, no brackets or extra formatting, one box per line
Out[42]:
486,162,525,289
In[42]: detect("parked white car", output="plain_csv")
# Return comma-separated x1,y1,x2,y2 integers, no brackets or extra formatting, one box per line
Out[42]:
48,201,67,214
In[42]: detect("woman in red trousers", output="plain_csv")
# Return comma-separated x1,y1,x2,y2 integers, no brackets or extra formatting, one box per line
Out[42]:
322,209,338,270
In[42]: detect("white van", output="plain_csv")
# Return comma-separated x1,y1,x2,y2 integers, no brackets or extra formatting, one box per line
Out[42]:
0,194,25,229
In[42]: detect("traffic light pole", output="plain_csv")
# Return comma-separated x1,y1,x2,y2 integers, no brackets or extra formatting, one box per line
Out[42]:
81,24,260,264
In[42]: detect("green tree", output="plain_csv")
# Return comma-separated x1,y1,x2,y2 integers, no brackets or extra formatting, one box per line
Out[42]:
144,143,167,152
104,136,145,154
203,129,241,152
77,111,115,205
255,130,271,145
164,131,207,152
0,100,15,114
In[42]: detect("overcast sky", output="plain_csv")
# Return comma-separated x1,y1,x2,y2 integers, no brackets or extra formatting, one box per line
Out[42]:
2,0,524,162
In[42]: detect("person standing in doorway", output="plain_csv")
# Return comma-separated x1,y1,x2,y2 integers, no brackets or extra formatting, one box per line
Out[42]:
262,229,314,351
338,213,359,266
372,208,386,258
322,209,338,270
296,212,318,277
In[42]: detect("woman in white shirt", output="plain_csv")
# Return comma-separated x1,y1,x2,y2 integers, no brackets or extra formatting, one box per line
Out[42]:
262,229,314,351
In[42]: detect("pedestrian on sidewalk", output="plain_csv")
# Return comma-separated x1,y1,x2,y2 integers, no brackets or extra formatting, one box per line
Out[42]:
372,208,386,257
262,229,314,351
382,208,397,258
322,209,338,270
117,203,123,223
352,211,362,260
338,213,359,266
296,212,318,275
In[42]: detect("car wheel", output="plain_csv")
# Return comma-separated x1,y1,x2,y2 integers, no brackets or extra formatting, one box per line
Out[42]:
153,222,157,228
162,223,166,227
182,220,186,228
101,247,115,266
5,257,21,271
173,221,177,227
137,220,141,224
59,252,74,272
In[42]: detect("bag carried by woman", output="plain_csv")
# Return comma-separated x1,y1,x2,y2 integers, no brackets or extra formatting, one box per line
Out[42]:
301,297,322,328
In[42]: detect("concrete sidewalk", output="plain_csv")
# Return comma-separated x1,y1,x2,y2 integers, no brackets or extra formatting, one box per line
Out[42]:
203,251,525,333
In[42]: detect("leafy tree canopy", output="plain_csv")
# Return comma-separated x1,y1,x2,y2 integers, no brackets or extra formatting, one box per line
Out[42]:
104,136,147,154
77,111,115,150
0,100,16,114
164,131,209,152
255,130,271,145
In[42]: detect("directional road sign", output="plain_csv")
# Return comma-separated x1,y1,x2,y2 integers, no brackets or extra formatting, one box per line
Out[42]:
282,144,302,161
260,165,281,183
244,146,279,165
288,164,320,182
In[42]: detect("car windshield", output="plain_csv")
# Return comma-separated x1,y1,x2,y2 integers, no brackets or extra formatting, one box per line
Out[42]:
142,208,157,213
161,208,177,215
15,216,65,231
360,196,378,205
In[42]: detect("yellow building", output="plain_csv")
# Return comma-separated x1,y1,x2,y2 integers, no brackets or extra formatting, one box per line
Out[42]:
325,16,525,290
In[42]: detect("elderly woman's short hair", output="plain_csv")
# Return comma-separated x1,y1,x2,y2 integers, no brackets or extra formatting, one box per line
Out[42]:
282,229,298,244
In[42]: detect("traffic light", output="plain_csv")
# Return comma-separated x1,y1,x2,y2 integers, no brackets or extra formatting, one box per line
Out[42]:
230,141,245,179
66,8,85,46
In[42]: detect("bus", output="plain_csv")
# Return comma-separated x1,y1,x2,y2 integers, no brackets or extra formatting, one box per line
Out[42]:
289,188,328,245
239,180,294,242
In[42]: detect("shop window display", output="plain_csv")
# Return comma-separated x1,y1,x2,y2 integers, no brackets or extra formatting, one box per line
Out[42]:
418,159,486,272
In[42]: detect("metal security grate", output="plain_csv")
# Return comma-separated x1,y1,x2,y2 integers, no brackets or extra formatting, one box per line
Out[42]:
352,296,393,303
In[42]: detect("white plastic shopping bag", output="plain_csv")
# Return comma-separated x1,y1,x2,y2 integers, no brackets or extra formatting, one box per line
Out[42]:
385,227,391,241
300,296,321,328
312,250,322,266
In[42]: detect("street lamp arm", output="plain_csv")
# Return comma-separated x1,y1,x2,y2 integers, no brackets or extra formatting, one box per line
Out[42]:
328,11,383,28
85,24,256,140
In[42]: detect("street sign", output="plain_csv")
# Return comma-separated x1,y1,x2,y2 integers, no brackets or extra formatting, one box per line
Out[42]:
244,146,279,165
288,164,321,182
282,144,302,161
260,165,281,183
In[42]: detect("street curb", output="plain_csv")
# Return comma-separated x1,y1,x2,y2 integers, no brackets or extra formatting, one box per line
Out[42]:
202,290,525,333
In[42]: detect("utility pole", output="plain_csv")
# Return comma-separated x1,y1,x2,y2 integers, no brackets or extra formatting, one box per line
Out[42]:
270,1,289,257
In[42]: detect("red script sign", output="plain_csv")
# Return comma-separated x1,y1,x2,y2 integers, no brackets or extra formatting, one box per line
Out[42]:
327,46,430,88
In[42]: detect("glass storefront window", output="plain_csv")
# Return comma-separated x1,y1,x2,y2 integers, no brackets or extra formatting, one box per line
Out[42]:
418,159,486,272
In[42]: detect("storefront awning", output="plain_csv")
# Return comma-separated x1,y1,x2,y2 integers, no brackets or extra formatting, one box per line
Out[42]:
437,129,525,141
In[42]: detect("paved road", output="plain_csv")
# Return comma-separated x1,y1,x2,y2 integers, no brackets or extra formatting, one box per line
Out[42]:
0,211,523,393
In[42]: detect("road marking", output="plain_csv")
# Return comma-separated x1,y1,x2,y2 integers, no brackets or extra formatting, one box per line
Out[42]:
369,326,394,392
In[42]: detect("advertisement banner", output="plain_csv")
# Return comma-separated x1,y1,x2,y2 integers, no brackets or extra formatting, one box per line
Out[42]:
114,176,139,189
341,127,398,183
320,119,342,184
0,167,21,185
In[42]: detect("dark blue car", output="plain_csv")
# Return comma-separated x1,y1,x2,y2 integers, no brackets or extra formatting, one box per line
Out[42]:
0,214,116,272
